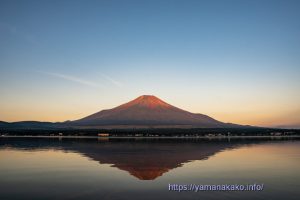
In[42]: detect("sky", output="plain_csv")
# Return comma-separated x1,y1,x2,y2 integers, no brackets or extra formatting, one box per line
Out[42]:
0,0,299,128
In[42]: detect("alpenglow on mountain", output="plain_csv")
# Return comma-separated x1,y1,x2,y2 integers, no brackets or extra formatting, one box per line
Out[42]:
0,95,243,129
70,95,238,128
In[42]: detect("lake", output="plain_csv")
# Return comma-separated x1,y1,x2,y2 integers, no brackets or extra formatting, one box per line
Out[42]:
0,137,299,200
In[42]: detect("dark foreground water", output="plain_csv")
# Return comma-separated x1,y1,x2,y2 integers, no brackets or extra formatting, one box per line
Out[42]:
0,137,299,200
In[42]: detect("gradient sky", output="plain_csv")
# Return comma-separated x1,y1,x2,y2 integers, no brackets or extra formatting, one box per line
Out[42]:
0,0,299,128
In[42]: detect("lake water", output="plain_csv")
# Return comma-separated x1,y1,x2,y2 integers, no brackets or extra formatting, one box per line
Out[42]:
0,137,299,200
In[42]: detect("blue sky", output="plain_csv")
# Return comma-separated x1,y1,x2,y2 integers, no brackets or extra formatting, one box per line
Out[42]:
0,0,299,127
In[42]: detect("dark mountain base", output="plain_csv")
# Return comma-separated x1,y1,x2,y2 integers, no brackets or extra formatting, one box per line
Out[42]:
1,128,299,137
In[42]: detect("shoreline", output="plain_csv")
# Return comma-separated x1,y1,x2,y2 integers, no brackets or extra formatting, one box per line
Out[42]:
1,135,300,139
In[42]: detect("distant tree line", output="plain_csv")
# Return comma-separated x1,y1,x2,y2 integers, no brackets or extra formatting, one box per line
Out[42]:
1,128,299,137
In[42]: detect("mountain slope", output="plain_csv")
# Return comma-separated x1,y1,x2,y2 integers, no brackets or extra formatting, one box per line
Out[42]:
1,95,245,129
73,95,234,128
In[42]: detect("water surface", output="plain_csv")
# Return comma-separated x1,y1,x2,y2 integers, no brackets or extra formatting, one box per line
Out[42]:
0,138,299,200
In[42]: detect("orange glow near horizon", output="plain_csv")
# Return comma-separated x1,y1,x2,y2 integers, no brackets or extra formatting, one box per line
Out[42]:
1,94,299,128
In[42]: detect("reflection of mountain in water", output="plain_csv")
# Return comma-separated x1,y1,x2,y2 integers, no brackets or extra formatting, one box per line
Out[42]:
0,138,277,180
73,141,239,180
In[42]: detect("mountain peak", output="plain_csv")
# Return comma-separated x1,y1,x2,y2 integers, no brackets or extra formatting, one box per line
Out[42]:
135,95,158,102
120,95,172,109
137,94,156,99
76,95,231,128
